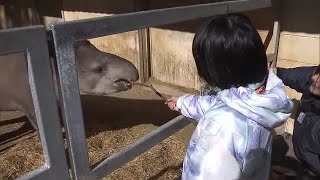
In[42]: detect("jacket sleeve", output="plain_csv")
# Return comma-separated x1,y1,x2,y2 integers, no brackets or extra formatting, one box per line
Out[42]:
277,66,316,94
176,94,218,121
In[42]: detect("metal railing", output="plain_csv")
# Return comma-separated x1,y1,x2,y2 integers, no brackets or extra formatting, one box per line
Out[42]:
0,25,70,180
49,0,271,179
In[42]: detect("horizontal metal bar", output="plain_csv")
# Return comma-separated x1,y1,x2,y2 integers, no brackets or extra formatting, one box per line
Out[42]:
51,0,271,41
0,26,44,55
92,115,192,179
17,166,49,180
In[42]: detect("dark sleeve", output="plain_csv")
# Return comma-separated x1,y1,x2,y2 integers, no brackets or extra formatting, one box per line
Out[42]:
277,66,317,94
296,119,320,175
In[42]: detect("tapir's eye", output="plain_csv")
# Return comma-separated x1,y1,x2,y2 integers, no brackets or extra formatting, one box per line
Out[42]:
96,67,104,73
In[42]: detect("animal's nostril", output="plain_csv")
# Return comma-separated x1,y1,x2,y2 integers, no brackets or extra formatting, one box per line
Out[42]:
125,83,132,89
114,79,130,84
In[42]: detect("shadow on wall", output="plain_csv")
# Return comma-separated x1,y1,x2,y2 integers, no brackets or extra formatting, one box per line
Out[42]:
62,0,319,34
62,0,276,32
63,0,230,15
2,0,319,35
80,95,180,138
0,94,180,150
0,4,42,29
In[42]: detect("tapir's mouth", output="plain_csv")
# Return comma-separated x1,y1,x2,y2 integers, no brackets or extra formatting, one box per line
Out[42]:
113,79,133,90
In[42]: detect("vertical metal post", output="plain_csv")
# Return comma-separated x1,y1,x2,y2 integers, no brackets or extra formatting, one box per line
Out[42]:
51,37,95,180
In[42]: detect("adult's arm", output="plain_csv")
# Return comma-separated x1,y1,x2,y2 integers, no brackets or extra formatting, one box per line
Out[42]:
276,66,317,94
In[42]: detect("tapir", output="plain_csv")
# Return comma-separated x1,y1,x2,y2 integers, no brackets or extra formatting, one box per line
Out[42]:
0,40,139,130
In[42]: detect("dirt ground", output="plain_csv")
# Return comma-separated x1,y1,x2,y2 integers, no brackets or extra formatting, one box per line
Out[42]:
0,84,197,180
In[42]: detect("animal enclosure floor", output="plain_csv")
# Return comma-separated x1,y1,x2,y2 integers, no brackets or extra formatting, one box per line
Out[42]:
0,84,196,180
0,82,307,179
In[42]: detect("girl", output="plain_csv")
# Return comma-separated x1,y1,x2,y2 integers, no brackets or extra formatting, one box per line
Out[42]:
166,14,293,180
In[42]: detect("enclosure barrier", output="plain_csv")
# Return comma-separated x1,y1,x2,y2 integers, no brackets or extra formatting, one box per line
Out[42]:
0,26,70,180
49,0,272,179
0,0,273,179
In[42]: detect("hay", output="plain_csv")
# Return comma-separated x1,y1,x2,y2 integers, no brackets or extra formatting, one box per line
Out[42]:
87,124,187,179
0,86,192,179
0,136,44,180
0,124,187,180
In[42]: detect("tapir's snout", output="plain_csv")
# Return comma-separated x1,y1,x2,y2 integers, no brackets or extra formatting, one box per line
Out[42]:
114,78,133,90
111,59,139,91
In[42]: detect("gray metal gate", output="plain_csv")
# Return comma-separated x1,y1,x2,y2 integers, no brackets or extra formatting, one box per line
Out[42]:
49,0,272,179
0,0,273,179
0,26,70,180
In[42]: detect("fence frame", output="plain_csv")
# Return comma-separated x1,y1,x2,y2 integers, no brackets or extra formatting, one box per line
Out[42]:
49,0,272,179
0,25,70,180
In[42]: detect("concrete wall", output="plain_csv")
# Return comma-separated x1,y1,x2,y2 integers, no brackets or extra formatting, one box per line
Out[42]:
149,1,279,90
150,27,202,90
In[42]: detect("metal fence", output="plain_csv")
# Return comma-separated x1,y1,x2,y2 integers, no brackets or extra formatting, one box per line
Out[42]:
50,0,271,179
0,26,70,180
0,0,272,179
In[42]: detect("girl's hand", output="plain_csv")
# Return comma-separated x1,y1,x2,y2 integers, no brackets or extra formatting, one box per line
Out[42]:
165,97,180,111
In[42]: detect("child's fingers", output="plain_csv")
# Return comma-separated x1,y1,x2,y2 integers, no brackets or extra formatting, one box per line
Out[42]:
166,99,173,105
167,102,174,107
168,102,175,108
165,97,180,111
172,106,179,111
167,96,178,102
167,102,179,111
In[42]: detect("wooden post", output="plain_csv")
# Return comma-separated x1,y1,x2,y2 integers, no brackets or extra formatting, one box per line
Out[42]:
135,0,150,83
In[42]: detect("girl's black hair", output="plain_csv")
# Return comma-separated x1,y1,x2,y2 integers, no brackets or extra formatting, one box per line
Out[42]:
192,13,268,90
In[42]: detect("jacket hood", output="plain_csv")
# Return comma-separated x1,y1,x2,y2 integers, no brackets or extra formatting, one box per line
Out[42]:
216,69,294,128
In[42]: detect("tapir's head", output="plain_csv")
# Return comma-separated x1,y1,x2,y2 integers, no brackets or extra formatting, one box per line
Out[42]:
74,40,139,95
